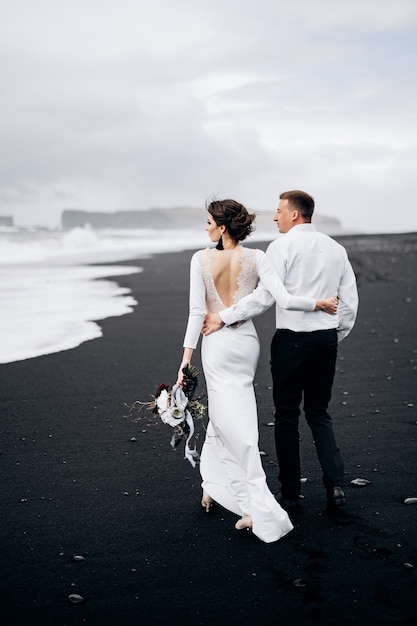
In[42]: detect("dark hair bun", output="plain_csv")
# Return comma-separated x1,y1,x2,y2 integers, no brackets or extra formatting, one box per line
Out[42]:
206,198,256,242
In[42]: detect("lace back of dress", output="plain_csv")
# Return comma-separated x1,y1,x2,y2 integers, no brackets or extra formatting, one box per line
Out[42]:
197,248,259,312
234,248,258,303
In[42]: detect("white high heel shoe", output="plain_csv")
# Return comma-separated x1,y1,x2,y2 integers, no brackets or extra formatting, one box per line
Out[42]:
235,514,252,530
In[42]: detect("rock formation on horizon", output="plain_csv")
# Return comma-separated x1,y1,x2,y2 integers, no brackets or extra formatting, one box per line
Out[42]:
0,215,14,227
61,207,346,235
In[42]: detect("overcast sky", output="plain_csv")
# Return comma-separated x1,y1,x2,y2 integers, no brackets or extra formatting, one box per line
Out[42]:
1,0,416,233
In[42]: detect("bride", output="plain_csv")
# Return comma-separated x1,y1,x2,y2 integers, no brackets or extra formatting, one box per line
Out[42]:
177,199,337,543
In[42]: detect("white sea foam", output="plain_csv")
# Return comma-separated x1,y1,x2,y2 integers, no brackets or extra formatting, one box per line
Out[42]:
0,264,140,363
0,225,275,364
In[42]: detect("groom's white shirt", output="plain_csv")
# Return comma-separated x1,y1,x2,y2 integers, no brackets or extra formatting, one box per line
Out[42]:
219,224,358,342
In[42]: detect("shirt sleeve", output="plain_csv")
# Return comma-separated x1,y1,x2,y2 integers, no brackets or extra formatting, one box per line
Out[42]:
219,250,315,326
219,282,275,325
182,253,206,349
257,250,316,312
337,254,359,342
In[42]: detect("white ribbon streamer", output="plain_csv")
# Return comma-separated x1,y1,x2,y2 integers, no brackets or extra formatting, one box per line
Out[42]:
183,408,200,467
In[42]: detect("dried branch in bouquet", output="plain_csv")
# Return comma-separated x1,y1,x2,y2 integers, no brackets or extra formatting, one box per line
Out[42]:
125,364,206,467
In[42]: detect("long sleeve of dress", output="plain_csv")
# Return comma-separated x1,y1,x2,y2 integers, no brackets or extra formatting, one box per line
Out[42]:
220,250,315,326
182,253,206,349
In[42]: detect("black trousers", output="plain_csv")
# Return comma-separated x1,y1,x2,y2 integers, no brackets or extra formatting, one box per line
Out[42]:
270,328,344,499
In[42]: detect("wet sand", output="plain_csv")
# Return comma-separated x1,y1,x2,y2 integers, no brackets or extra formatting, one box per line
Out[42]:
1,232,417,625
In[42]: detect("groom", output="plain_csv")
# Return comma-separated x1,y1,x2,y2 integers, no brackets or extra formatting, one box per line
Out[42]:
202,190,358,510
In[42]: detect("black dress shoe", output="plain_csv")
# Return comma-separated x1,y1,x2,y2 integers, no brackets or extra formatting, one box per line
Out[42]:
326,486,347,508
276,493,302,511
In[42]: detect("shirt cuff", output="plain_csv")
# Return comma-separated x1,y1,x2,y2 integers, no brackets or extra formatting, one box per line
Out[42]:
219,308,237,326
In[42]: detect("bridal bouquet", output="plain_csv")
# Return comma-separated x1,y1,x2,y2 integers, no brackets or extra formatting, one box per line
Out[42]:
128,365,205,467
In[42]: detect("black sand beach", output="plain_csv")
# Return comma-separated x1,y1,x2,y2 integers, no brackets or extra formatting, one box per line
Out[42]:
1,232,417,625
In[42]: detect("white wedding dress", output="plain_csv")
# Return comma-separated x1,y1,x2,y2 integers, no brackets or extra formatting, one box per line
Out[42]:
183,247,315,543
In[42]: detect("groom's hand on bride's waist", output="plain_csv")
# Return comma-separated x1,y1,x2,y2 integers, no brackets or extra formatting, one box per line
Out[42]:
202,312,224,335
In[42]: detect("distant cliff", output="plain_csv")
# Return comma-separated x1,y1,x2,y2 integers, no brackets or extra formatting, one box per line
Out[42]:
0,215,14,227
62,208,206,230
61,208,345,234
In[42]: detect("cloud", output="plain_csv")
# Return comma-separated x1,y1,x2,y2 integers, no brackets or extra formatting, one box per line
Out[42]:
0,0,416,233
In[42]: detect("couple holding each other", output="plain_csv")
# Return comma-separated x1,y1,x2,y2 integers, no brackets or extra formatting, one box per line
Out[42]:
177,190,358,544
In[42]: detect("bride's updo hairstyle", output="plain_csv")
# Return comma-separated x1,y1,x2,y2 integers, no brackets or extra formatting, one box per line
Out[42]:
207,198,256,250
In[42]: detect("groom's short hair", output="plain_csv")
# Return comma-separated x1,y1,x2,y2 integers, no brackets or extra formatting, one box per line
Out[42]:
280,190,315,221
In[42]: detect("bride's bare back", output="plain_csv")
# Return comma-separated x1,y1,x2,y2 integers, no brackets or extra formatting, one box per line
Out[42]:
207,247,244,307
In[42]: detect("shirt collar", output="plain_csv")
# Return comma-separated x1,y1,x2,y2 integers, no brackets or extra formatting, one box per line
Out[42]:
287,223,317,234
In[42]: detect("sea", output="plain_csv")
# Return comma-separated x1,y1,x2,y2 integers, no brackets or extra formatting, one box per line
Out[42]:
0,225,275,364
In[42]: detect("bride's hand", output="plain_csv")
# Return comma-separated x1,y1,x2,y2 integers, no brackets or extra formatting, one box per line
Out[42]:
176,361,189,386
316,297,338,314
202,312,224,335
